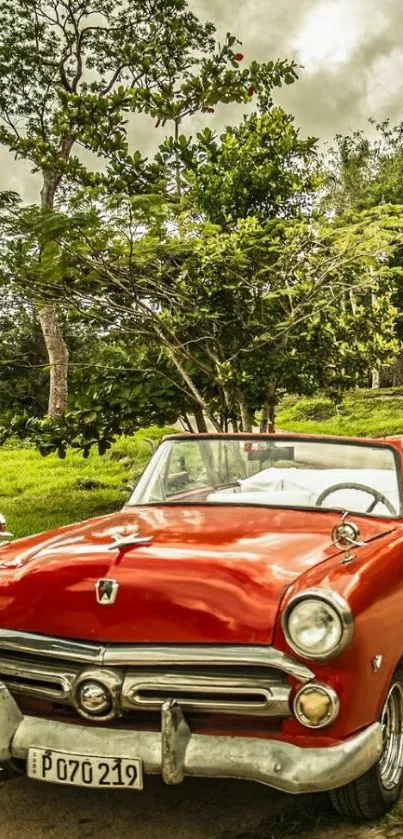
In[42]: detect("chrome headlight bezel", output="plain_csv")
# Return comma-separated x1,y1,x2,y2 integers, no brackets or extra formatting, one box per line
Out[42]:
282,588,354,661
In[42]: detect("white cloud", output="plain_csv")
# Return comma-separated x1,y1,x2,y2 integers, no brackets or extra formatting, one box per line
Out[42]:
293,0,387,71
365,47,403,113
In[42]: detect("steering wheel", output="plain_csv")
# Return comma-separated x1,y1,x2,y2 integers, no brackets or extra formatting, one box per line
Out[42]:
315,482,397,516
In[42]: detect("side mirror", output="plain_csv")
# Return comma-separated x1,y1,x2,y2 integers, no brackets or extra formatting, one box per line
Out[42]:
0,513,13,540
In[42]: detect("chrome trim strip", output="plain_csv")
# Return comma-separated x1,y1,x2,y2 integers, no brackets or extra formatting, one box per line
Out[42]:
0,629,314,682
0,630,104,664
103,646,314,682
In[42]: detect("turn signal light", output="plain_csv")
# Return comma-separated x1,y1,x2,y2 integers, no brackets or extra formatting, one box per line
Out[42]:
293,683,339,729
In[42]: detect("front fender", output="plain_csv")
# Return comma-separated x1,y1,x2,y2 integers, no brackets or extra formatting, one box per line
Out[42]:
273,529,403,742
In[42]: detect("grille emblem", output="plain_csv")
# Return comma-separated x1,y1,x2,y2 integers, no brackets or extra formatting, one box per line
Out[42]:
77,680,112,716
73,669,122,721
95,579,119,606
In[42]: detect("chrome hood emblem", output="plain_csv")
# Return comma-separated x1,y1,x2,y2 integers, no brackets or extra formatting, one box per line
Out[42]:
107,527,153,552
95,579,119,606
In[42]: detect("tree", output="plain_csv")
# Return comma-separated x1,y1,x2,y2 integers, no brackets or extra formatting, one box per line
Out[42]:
11,198,401,448
0,0,297,416
3,91,403,449
0,294,48,419
180,108,319,227
127,208,400,432
324,120,403,213
324,120,403,385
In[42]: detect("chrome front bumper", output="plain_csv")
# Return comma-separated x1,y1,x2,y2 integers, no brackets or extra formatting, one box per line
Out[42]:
0,682,383,794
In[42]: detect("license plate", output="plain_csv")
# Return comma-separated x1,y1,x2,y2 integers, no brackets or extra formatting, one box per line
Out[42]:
27,747,143,789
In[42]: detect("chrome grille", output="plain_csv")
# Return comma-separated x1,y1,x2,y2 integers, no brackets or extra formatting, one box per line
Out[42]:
122,669,290,717
0,654,76,701
0,629,313,721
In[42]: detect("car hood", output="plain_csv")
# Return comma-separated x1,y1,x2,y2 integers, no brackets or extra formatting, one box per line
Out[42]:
0,505,392,644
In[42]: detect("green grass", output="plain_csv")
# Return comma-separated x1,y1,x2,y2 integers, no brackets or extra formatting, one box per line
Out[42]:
0,425,176,539
277,388,403,438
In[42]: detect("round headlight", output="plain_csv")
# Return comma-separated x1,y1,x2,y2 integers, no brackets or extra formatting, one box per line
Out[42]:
282,588,354,660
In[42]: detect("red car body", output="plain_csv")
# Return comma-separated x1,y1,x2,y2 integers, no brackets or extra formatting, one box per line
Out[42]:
0,433,402,817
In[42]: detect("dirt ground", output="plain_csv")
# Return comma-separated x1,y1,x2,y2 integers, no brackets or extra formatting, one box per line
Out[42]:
1,776,403,839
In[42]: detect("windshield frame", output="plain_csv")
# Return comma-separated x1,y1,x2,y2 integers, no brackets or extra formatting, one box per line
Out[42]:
127,434,403,521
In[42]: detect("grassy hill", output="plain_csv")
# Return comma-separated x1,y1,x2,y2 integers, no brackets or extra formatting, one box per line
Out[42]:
0,425,175,539
276,388,403,438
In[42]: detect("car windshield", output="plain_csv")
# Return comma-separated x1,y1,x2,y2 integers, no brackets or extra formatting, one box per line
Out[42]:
129,436,402,518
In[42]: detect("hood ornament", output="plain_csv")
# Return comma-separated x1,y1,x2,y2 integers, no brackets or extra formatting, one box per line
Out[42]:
332,512,365,564
107,527,153,552
95,579,119,606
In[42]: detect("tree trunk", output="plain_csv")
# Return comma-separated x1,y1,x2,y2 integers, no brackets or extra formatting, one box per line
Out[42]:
238,394,253,433
40,176,58,210
268,401,276,433
38,173,70,416
371,369,380,389
371,286,380,390
194,404,209,433
260,402,276,433
260,404,268,433
179,413,195,433
38,304,69,417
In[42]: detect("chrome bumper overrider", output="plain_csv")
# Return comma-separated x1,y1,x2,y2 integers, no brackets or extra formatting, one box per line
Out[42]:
0,682,383,794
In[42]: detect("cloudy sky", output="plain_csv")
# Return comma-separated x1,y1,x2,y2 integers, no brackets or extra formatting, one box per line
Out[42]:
192,0,403,138
4,0,403,202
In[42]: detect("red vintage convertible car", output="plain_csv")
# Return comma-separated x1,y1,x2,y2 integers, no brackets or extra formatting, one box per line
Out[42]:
0,433,403,821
